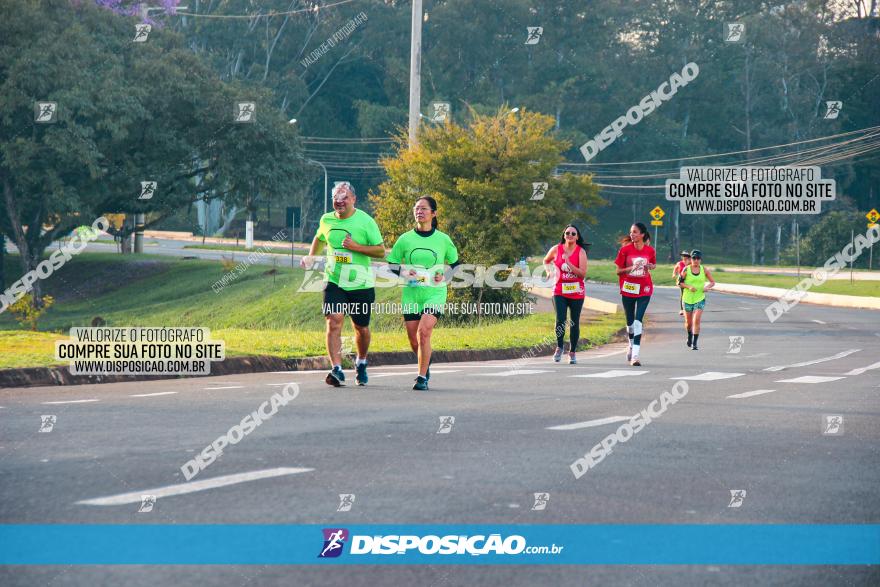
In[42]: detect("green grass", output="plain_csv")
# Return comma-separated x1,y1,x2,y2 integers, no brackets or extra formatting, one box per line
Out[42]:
0,252,623,369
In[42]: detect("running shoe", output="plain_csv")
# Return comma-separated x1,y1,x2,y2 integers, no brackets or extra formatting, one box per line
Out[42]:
412,375,429,391
356,362,368,386
553,347,563,362
631,357,641,366
325,366,345,387
569,353,577,365
691,344,699,351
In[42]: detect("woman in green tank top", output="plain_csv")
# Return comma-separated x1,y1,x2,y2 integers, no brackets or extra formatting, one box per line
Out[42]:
678,249,715,351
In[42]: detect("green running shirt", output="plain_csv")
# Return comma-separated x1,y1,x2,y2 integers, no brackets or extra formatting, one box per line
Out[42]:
682,265,708,305
316,208,384,291
387,229,459,314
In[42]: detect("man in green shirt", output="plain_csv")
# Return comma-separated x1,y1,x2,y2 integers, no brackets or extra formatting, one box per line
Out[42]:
301,182,385,387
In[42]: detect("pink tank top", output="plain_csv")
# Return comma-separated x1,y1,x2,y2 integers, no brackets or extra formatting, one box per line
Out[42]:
553,244,585,299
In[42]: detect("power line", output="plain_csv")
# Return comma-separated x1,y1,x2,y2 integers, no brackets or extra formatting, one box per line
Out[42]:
175,0,365,19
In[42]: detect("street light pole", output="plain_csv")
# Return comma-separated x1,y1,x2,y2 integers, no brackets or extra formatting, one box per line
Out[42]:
408,0,423,148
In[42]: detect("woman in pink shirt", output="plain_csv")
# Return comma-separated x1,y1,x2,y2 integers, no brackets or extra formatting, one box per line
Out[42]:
614,223,657,366
543,224,588,364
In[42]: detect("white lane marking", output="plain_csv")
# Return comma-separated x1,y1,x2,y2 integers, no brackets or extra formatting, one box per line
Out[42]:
129,392,178,398
369,370,462,378
845,361,880,376
727,389,777,399
76,467,314,506
572,370,649,378
580,349,629,360
744,353,770,359
775,376,845,384
670,372,745,381
811,319,827,325
203,386,244,390
547,416,631,431
41,399,99,405
477,370,551,377
265,382,297,386
764,349,861,372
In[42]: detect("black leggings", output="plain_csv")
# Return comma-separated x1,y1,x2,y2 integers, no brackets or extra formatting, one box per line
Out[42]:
621,295,651,345
553,296,584,352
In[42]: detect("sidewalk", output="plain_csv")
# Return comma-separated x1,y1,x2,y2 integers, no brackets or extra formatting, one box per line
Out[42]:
712,282,880,310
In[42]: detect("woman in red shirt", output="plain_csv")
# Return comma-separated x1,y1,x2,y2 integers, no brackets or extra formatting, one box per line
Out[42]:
543,224,588,364
614,223,656,366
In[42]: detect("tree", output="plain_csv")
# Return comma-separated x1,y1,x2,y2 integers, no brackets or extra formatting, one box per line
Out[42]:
370,107,604,310
0,0,305,305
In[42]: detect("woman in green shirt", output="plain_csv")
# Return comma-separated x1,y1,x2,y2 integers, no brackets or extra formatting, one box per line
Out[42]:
678,249,715,351
387,196,459,391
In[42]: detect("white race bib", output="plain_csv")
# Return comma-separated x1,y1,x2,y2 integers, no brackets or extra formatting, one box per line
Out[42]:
622,281,641,295
561,282,581,295
407,268,432,286
334,251,353,264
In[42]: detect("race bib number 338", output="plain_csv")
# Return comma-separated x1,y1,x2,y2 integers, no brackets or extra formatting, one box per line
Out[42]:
334,252,352,264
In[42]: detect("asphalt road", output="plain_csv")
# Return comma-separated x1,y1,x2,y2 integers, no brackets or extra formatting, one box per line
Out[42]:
1,285,879,585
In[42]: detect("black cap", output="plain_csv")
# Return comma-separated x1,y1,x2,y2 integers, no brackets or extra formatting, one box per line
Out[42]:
680,250,691,257
691,249,703,259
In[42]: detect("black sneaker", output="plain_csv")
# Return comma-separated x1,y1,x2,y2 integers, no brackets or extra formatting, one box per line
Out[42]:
687,332,693,348
325,366,345,387
691,344,699,351
356,362,368,386
412,375,429,391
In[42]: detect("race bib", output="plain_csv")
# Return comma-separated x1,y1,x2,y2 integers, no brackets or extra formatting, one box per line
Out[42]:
407,268,432,286
622,281,641,295
561,282,581,295
334,251,353,264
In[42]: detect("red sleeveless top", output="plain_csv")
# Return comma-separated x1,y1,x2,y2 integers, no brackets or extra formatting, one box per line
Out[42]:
553,244,585,299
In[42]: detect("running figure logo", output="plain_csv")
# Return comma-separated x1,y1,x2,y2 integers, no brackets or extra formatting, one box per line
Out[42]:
824,101,842,120
35,102,57,123
235,102,256,123
728,489,746,508
139,181,157,200
531,492,550,511
727,336,745,354
531,182,548,201
318,528,349,558
437,416,455,434
133,24,151,42
39,415,56,433
724,23,745,42
336,494,355,512
138,495,156,513
525,26,543,45
822,415,844,435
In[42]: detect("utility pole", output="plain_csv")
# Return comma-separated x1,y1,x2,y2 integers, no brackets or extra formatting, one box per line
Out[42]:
408,0,423,148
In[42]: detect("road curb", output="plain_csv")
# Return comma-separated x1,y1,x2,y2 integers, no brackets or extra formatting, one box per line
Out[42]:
712,282,880,310
0,328,628,389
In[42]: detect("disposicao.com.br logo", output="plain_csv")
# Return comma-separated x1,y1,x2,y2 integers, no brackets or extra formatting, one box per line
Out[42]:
317,528,563,558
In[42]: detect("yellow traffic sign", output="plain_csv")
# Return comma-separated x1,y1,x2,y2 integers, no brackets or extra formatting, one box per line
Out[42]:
867,209,880,224
650,206,665,220
870,223,878,229
651,220,663,226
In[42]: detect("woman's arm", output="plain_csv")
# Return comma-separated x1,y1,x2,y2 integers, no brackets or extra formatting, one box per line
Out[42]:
704,268,716,289
570,248,588,278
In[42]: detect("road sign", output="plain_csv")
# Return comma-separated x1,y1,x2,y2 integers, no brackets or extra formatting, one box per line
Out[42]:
650,206,665,221
866,209,880,224
869,223,878,229
651,220,663,226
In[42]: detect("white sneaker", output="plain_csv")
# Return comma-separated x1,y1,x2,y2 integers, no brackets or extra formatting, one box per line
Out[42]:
553,347,563,362
631,356,641,367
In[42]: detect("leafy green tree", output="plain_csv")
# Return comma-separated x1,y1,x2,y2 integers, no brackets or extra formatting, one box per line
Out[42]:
781,210,876,268
370,107,604,309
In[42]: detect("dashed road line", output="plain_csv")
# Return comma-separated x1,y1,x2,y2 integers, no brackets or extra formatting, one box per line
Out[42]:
76,467,314,506
845,361,880,376
764,349,861,372
811,319,827,325
670,372,745,381
547,416,631,431
129,392,178,398
41,399,99,405
203,386,244,390
775,376,845,384
727,389,776,399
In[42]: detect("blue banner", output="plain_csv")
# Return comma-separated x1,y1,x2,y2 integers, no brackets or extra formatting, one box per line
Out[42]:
1,525,878,565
